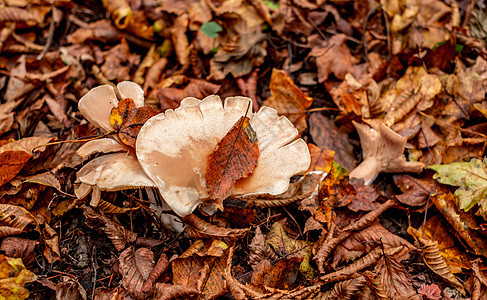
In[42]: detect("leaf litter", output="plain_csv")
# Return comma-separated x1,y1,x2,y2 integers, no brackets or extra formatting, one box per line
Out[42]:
0,0,487,299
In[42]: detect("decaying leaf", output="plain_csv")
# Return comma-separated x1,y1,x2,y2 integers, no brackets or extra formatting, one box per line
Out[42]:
266,222,314,279
0,237,38,267
311,34,356,82
109,98,158,148
408,215,471,273
83,206,137,251
393,175,437,207
317,275,366,299
0,255,37,300
413,234,465,294
119,247,155,299
172,239,230,299
262,69,313,133
206,116,259,205
141,254,169,293
249,226,278,268
307,143,334,173
183,214,249,239
0,204,37,237
152,283,200,300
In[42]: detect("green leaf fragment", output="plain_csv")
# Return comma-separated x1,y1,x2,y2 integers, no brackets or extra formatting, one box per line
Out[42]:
430,158,487,211
200,21,222,38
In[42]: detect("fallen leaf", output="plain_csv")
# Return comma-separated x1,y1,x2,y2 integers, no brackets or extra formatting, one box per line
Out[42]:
311,34,356,82
430,158,487,212
183,214,249,239
251,257,302,290
307,143,334,173
0,151,32,187
248,226,278,268
0,237,38,267
393,175,437,206
408,215,471,273
206,116,259,204
56,278,87,300
109,98,158,148
262,69,313,133
119,247,154,299
0,255,37,300
0,204,37,237
152,283,200,300
417,283,442,300
266,222,314,279
318,161,356,209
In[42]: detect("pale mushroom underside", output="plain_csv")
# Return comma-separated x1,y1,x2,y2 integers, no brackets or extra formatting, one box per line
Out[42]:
136,95,311,217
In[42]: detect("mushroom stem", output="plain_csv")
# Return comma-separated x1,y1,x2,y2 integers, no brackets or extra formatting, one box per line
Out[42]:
349,156,381,185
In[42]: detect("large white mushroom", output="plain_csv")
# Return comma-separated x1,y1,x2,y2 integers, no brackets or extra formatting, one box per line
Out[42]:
75,82,155,205
136,95,311,217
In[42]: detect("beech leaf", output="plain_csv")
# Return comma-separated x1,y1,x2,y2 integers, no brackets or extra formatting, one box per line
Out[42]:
206,116,259,204
110,98,158,148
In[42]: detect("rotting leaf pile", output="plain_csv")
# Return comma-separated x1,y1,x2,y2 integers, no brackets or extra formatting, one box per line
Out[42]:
0,0,487,299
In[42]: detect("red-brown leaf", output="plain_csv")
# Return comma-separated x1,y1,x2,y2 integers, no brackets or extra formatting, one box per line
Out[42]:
205,116,259,203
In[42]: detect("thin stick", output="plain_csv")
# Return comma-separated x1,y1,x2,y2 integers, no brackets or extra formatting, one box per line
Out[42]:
31,131,117,153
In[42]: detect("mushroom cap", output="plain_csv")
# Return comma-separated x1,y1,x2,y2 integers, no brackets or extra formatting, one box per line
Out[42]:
78,81,145,132
136,95,311,216
75,152,155,199
77,138,130,158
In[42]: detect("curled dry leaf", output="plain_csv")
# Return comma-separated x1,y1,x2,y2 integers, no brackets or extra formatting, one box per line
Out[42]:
320,246,403,283
311,34,356,82
262,69,313,133
171,239,230,299
55,278,87,300
349,122,424,185
415,235,465,294
153,283,200,300
136,95,310,216
206,116,259,205
119,247,155,299
142,254,169,293
317,274,366,300
314,199,396,273
249,226,278,268
0,237,38,267
183,214,249,239
0,204,37,237
101,0,133,29
83,206,136,251
374,249,417,299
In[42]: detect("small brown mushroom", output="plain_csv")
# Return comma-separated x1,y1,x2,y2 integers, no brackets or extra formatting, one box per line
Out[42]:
349,121,424,185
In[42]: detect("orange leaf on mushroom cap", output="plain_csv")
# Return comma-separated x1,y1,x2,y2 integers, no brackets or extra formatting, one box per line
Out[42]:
136,95,311,217
206,116,259,205
109,98,158,148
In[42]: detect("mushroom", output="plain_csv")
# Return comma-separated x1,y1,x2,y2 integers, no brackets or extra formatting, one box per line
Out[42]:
75,82,155,205
349,121,424,185
136,95,311,217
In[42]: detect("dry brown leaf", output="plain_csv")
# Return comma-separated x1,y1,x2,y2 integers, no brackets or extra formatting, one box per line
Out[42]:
262,69,313,133
314,199,396,273
317,275,366,299
0,151,32,187
170,14,190,67
83,206,137,251
430,193,487,258
24,172,61,193
0,237,38,267
311,34,356,82
142,254,169,293
206,116,259,204
42,223,60,263
416,236,465,294
93,286,131,300
320,246,403,283
307,143,334,173
119,247,155,299
152,283,200,300
55,278,87,300
101,39,140,82
172,239,229,299
374,249,417,299
183,214,249,239
97,199,137,214
249,226,278,268
101,0,133,29
251,257,302,290
0,203,37,237
309,113,355,171
408,215,471,273
332,222,415,268
393,175,437,207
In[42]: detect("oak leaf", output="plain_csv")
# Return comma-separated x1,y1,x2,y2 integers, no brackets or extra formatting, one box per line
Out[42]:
110,98,158,148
